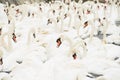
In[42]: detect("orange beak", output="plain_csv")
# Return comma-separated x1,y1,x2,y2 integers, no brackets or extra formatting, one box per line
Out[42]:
57,41,61,47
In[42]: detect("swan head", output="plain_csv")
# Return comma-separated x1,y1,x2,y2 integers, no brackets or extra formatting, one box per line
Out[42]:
47,19,52,25
12,33,17,43
72,53,77,60
87,9,90,14
83,21,88,28
15,9,20,14
59,5,62,10
64,13,67,19
56,37,62,48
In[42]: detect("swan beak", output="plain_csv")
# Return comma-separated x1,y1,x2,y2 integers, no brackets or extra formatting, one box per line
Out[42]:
12,33,17,43
33,33,36,38
87,10,90,14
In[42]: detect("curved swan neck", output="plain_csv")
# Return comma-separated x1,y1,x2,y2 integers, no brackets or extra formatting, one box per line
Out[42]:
60,34,75,56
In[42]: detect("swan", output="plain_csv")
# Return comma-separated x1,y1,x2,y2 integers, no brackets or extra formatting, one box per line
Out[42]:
0,18,16,51
0,31,17,71
61,12,72,31
47,18,59,33
79,19,92,40
0,5,8,25
2,26,46,71
0,32,16,51
57,34,87,59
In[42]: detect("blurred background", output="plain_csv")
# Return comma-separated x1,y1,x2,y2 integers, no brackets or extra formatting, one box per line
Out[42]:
0,0,106,5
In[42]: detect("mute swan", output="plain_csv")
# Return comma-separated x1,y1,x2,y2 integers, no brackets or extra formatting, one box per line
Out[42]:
47,18,59,33
0,31,16,51
62,12,72,31
57,34,87,59
79,20,92,40
2,27,46,71
0,31,17,71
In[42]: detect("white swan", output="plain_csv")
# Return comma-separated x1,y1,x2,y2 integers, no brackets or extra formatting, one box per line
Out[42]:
2,26,46,71
47,18,59,33
58,34,87,59
0,31,17,71
0,18,16,51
